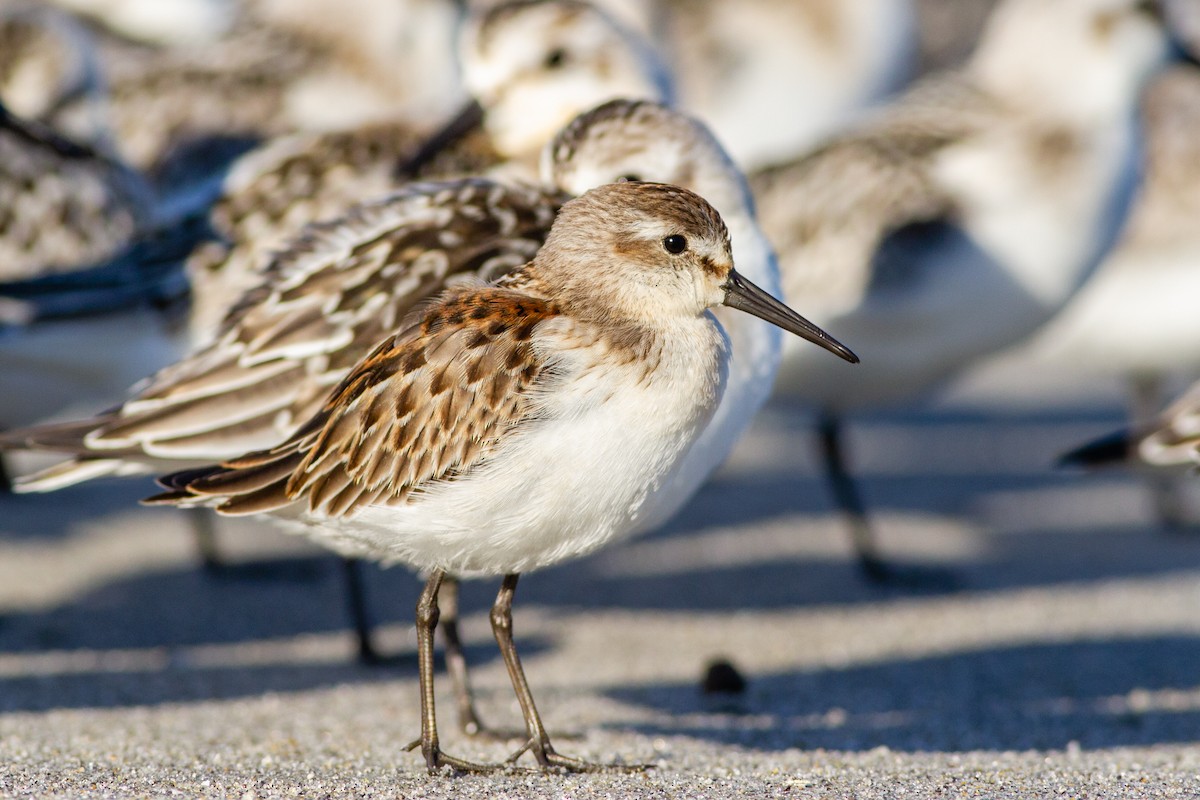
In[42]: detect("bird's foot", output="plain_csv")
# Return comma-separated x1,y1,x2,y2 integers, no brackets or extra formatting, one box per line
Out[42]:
859,556,960,593
507,739,650,773
404,739,523,775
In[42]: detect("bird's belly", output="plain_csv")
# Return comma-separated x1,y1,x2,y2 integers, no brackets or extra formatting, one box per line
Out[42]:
300,357,722,576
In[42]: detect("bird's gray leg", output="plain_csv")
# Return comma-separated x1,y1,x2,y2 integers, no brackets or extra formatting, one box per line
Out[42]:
491,574,645,773
440,574,512,738
406,568,504,774
191,509,223,572
341,558,385,664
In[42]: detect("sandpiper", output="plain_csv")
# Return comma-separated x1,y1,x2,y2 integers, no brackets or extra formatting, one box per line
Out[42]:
749,0,1169,584
1007,59,1200,527
146,181,857,774
184,0,672,345
0,98,783,731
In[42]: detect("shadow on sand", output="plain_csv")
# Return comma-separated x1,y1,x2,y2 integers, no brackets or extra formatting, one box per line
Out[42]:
608,635,1200,752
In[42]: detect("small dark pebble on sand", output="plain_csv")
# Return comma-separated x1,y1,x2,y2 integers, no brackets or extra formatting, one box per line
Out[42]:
701,657,747,695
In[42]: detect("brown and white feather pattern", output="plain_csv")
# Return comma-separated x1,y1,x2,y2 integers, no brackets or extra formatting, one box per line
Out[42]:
177,287,559,517
749,75,996,313
6,178,564,486
186,121,502,341
0,108,150,281
82,26,315,171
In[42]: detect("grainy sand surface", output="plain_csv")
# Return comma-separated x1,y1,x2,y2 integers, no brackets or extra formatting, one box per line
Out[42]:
3,352,1200,799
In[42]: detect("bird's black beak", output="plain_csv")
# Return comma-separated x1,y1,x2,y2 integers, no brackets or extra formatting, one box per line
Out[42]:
394,97,486,179
722,269,859,364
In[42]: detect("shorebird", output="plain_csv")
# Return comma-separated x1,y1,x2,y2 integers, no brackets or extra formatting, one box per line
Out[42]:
172,0,674,587
145,181,857,774
183,0,672,341
749,0,1169,585
1012,62,1200,527
1,98,784,733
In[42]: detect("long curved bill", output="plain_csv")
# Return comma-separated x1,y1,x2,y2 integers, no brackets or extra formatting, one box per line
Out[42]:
722,269,859,364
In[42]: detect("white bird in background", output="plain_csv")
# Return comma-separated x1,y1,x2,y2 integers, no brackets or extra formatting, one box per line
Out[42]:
1021,63,1200,528
750,0,1169,585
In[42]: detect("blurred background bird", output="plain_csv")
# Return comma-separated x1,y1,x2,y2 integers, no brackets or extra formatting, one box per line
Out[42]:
749,0,1172,586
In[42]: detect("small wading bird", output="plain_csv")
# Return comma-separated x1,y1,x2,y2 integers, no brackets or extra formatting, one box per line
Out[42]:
146,181,858,773
1008,59,1200,529
749,0,1170,586
0,98,784,739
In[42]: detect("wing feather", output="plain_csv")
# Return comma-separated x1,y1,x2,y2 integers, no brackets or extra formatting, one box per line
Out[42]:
5,179,564,481
158,287,559,517
750,75,997,310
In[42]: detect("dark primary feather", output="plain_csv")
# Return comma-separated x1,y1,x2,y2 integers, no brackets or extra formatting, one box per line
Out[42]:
1058,430,1134,468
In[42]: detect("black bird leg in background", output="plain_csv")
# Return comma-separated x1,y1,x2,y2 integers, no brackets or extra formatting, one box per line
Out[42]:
818,410,958,590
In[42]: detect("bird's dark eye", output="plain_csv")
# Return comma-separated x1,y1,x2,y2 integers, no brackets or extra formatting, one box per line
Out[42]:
662,234,688,254
617,174,642,183
544,48,568,69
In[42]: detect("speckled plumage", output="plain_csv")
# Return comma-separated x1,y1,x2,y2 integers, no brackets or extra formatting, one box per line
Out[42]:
0,102,150,282
147,181,743,577
3,178,561,487
3,99,784,519
182,0,670,345
137,180,856,775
